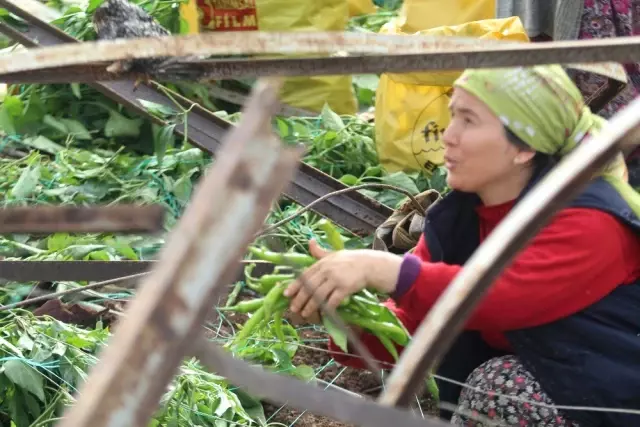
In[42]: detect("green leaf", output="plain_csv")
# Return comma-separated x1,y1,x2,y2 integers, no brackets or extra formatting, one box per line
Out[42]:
322,316,348,353
3,95,23,117
59,118,92,140
172,171,195,206
231,388,267,425
43,114,68,134
17,334,34,352
112,241,139,260
20,135,64,154
381,172,420,195
293,365,316,382
11,165,40,200
47,233,74,252
152,123,176,166
87,0,106,12
104,110,143,138
71,83,82,99
22,389,42,421
339,174,360,186
3,360,45,402
138,100,175,118
320,103,345,132
8,387,30,427
0,105,16,134
353,74,380,92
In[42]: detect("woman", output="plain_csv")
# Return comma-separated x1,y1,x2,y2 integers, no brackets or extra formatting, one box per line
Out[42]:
285,65,640,426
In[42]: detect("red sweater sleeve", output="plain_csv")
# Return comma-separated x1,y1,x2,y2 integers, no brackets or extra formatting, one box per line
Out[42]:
396,208,640,331
326,235,432,369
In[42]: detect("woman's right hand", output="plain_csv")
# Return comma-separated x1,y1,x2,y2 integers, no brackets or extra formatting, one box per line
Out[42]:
288,310,321,326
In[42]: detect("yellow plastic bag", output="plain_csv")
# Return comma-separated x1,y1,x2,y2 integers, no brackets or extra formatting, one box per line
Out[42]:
395,0,496,33
375,17,529,174
188,0,357,115
348,0,376,17
179,0,200,34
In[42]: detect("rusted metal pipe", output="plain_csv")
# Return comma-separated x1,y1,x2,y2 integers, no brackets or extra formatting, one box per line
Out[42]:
0,205,164,234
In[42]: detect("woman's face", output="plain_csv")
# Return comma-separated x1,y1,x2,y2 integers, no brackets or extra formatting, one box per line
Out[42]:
442,88,535,197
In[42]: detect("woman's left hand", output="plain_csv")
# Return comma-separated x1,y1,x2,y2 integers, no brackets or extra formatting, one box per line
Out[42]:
284,240,403,319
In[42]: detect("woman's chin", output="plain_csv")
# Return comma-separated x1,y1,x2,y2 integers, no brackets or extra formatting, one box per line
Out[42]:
446,174,475,193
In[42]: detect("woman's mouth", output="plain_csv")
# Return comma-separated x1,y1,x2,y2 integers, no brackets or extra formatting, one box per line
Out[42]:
444,156,457,170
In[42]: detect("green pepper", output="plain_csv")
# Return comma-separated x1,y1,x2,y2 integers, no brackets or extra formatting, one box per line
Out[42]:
373,331,399,361
219,297,265,313
425,375,440,401
248,273,294,294
263,281,287,320
231,305,266,344
225,280,243,307
317,219,345,251
272,309,286,342
248,246,316,267
338,309,409,346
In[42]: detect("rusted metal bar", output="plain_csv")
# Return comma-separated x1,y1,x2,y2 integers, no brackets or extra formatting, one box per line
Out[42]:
0,259,274,282
378,95,640,407
3,17,640,77
0,205,164,234
190,336,448,427
0,4,391,236
0,44,637,84
57,78,301,427
0,261,154,282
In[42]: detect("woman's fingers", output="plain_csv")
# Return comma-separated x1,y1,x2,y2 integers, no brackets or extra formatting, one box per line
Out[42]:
283,262,320,299
300,278,335,318
326,289,347,310
287,269,323,314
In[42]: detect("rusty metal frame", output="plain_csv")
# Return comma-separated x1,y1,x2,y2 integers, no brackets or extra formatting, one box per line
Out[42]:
0,0,393,238
0,205,164,234
0,1,637,426
3,21,640,78
0,259,274,283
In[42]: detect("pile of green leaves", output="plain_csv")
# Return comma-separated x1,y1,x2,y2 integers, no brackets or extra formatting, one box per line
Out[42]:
0,311,283,426
219,104,449,210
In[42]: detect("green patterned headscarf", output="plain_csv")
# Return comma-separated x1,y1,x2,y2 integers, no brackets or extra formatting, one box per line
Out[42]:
453,64,640,217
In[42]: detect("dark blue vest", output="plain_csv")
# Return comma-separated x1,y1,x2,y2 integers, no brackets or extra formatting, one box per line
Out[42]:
424,167,640,426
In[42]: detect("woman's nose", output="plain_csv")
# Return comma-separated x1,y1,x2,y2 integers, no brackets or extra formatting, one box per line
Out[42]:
442,125,457,147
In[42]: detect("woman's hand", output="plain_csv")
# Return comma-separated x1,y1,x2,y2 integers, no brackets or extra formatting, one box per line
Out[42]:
284,239,403,319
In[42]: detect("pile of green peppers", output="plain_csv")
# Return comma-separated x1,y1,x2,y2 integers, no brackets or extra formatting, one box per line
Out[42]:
222,219,439,401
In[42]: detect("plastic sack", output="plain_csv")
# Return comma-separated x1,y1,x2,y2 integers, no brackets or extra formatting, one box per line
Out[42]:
188,0,358,115
375,17,529,174
395,0,495,33
179,0,200,34
348,0,376,17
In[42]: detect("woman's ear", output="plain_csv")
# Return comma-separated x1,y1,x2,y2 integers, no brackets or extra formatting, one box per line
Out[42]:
514,150,536,165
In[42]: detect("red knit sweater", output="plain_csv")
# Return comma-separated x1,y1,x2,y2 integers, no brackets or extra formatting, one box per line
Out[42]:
327,202,640,369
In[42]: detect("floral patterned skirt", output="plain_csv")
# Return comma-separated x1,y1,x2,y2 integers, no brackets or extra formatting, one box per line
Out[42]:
450,355,580,427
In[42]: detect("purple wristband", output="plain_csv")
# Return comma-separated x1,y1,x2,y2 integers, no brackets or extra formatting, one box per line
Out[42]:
391,254,422,300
